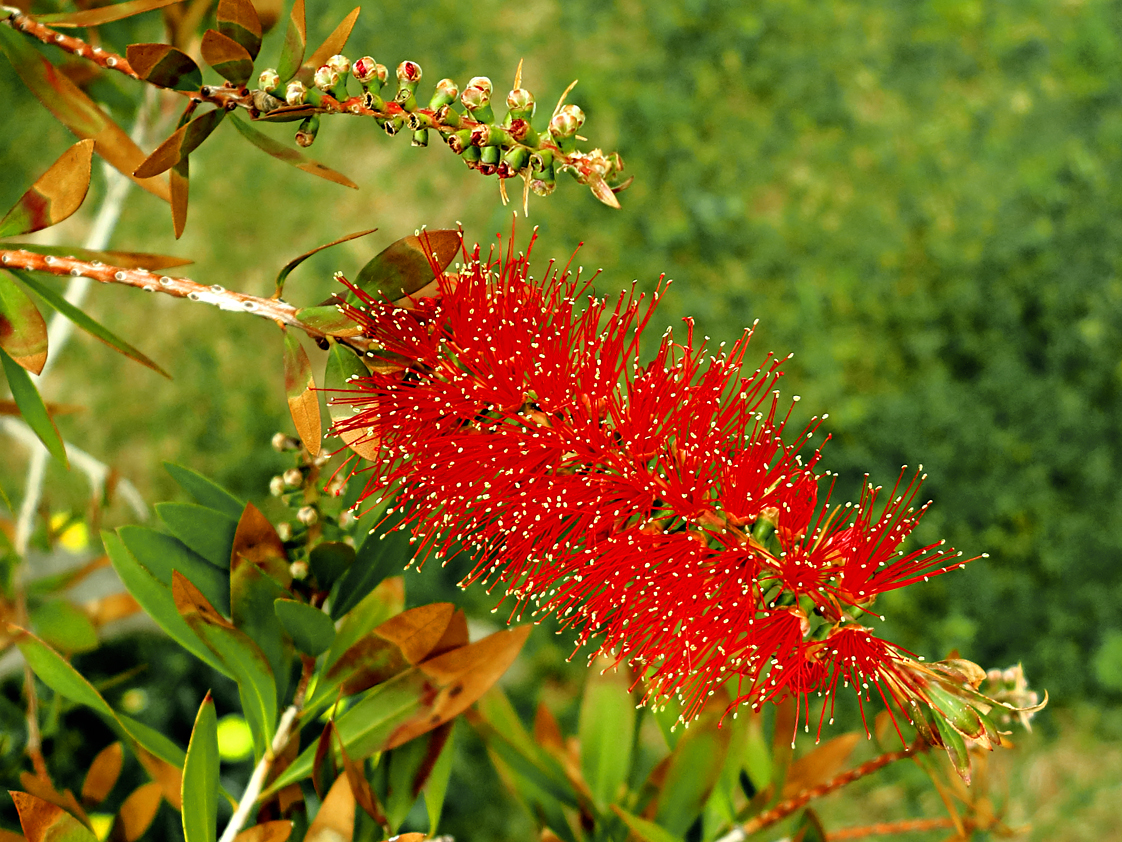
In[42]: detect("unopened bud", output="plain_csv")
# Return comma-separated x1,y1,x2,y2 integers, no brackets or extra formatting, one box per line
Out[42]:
258,68,280,92
466,76,492,97
428,78,459,110
506,87,534,114
461,82,491,111
269,476,286,496
282,468,303,488
295,115,320,147
285,80,307,106
313,65,339,92
297,506,318,526
326,54,350,76
276,522,293,541
272,431,300,451
289,559,309,580
352,56,379,83
397,60,422,83
549,104,584,138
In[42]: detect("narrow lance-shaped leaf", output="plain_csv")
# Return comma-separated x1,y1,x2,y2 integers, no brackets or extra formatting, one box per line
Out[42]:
274,598,335,657
217,0,263,59
275,0,305,82
0,139,93,238
155,501,239,569
0,270,48,374
173,572,278,759
11,792,98,842
182,693,219,842
13,244,192,270
295,7,360,84
0,25,170,202
270,626,530,790
136,109,226,179
14,271,169,378
275,228,376,297
305,775,355,842
126,43,203,91
111,782,162,842
353,231,461,302
283,330,321,455
326,341,380,461
201,29,254,86
165,461,246,518
170,153,188,239
0,346,67,467
81,743,124,807
579,660,636,811
423,722,455,835
610,806,683,842
34,0,187,27
229,115,357,188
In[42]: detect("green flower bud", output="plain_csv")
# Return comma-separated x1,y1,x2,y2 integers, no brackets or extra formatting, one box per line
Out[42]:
412,128,429,147
285,80,307,106
549,104,585,138
428,78,459,110
326,54,350,76
258,68,280,92
506,87,535,118
313,65,339,93
295,114,320,147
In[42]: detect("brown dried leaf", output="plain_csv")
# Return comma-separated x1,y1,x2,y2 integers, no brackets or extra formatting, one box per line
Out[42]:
374,602,455,665
16,774,89,827
588,173,621,209
170,156,188,239
34,0,186,27
283,331,321,456
251,0,282,31
296,7,360,84
781,732,860,800
334,724,387,824
304,775,354,842
312,721,338,800
217,0,263,60
83,592,142,626
113,782,162,842
12,244,190,270
384,625,532,750
427,608,468,659
137,748,183,810
230,501,290,584
232,821,293,842
533,701,564,754
10,792,94,842
201,29,254,86
0,399,82,417
0,139,93,239
80,741,123,805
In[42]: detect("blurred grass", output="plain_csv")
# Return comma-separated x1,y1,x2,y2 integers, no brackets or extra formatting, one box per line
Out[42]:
4,0,1122,838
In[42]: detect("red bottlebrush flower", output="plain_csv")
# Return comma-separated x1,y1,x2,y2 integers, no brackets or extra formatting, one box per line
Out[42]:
332,232,980,733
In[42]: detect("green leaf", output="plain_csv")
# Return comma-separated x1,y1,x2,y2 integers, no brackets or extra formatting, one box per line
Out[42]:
0,269,48,374
384,727,445,832
164,462,245,519
155,502,239,569
294,304,361,336
0,24,170,202
272,626,530,791
275,228,377,297
353,231,461,303
105,531,230,677
216,0,262,60
329,526,404,619
118,712,187,768
0,346,67,468
423,721,455,835
174,572,277,759
654,706,731,837
134,109,226,178
232,561,293,707
308,541,354,592
29,599,99,654
579,662,636,810
119,525,231,614
274,599,336,656
611,807,683,842
200,29,254,86
275,0,306,82
229,114,357,188
182,692,219,842
14,271,169,378
0,139,93,238
321,582,409,680
283,330,321,456
126,43,203,91
34,0,186,27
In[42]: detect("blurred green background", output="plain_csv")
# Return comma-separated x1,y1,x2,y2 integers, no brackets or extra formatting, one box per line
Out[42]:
3,0,1122,837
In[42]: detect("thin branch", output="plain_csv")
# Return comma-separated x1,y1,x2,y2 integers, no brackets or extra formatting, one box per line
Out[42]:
715,738,932,842
0,247,375,350
826,817,957,840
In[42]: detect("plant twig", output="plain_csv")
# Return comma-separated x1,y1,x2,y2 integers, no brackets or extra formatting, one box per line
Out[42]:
218,656,315,842
715,738,932,842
